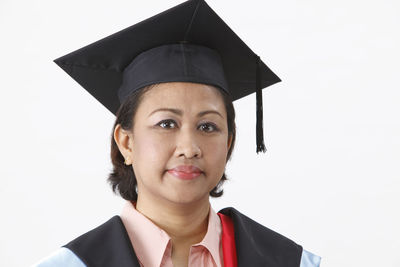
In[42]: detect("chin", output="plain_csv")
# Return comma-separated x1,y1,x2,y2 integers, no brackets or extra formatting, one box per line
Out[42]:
163,189,209,205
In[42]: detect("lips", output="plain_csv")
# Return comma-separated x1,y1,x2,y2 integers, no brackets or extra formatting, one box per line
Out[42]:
167,165,203,180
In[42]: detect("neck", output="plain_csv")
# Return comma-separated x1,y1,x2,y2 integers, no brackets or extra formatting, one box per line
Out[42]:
135,194,210,243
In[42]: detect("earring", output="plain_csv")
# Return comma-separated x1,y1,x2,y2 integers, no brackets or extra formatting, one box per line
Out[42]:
124,156,132,165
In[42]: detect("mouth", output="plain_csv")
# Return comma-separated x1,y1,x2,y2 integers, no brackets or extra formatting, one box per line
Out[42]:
167,165,203,180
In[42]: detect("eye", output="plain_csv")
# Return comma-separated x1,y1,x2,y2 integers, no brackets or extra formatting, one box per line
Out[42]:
157,119,177,129
198,122,219,133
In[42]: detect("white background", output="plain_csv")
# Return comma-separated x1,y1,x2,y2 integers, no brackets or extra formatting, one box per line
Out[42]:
1,0,399,266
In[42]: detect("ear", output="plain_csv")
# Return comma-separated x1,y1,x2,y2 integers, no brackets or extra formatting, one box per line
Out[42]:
114,124,134,161
227,133,233,151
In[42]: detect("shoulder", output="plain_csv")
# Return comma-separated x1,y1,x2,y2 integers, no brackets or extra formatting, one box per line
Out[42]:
64,215,127,255
300,249,321,267
34,216,140,267
63,215,140,267
219,207,321,267
32,247,86,267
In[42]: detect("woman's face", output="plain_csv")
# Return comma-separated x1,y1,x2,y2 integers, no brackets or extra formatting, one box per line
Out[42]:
127,82,232,205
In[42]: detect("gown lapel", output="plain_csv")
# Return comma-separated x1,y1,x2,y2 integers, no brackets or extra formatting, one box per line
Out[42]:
218,207,303,267
64,216,140,267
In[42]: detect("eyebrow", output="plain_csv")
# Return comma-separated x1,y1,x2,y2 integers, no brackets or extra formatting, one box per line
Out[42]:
148,108,223,118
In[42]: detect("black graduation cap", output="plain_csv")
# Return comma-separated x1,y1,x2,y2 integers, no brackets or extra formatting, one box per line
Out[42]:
54,0,281,153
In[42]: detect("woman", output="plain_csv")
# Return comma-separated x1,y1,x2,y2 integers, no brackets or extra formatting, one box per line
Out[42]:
35,0,321,266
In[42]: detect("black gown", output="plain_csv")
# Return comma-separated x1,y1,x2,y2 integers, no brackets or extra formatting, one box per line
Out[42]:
63,207,303,267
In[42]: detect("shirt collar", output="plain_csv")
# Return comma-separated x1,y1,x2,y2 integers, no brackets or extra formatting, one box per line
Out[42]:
120,201,222,267
120,201,170,267
192,205,222,265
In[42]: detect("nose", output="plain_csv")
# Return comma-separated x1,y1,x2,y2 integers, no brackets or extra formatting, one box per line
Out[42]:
174,127,202,159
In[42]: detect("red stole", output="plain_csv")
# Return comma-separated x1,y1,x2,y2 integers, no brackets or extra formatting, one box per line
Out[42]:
218,213,238,267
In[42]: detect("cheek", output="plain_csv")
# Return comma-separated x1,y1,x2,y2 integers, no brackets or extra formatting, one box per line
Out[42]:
131,130,174,169
202,137,229,170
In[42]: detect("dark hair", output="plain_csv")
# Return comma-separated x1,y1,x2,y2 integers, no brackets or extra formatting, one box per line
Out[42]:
108,83,236,201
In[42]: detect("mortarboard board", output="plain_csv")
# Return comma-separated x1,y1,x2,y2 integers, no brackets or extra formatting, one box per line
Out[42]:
53,0,281,153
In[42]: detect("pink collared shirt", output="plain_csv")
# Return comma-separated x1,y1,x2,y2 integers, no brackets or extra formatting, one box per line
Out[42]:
120,201,223,267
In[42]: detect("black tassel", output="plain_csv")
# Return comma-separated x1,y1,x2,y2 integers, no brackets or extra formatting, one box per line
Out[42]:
256,55,267,153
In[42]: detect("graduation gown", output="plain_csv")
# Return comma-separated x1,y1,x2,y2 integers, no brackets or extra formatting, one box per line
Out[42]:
35,207,320,267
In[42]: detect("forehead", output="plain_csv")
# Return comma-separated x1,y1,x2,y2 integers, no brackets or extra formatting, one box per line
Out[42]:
138,82,226,114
